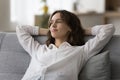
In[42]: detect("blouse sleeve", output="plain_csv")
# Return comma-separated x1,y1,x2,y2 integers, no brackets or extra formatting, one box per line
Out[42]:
16,25,41,57
83,24,115,59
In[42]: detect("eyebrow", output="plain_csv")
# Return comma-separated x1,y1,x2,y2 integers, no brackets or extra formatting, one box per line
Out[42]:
50,18,64,21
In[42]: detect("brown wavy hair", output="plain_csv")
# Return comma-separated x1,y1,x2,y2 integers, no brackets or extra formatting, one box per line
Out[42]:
46,10,85,46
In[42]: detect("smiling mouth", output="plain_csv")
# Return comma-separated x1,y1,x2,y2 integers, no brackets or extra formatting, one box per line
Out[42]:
51,29,58,32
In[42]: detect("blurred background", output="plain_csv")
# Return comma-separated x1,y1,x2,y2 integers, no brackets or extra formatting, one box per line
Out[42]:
0,0,120,35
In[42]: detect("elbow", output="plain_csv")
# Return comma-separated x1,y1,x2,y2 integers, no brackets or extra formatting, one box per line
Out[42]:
16,25,23,32
106,24,115,35
16,25,28,33
102,24,115,35
110,24,115,34
16,25,21,33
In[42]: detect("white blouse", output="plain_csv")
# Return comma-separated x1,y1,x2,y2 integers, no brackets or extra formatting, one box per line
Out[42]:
16,24,115,80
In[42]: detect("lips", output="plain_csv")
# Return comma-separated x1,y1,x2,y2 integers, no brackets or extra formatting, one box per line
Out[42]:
51,28,58,32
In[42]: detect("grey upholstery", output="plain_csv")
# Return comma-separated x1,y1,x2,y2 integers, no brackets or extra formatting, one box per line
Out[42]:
0,32,120,80
79,51,111,80
103,36,120,80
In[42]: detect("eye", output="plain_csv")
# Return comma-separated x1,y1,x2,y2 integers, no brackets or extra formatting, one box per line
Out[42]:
56,20,62,23
56,19,64,23
49,20,53,26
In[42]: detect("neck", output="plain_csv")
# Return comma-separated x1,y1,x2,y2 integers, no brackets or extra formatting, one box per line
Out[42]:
55,38,67,48
54,32,70,48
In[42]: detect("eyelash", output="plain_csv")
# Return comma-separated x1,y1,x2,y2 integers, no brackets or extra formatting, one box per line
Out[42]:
49,20,63,25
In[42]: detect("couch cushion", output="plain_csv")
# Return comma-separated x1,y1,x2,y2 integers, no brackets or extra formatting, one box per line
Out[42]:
0,51,30,74
0,73,23,80
0,33,47,53
0,33,26,53
79,51,110,80
0,32,5,45
84,35,120,80
102,35,120,80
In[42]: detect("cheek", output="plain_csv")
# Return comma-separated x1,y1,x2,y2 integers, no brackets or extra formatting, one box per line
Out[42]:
59,26,70,33
61,29,68,33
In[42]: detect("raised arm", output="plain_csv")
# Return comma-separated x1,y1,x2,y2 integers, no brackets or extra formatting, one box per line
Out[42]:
83,24,115,59
16,25,44,57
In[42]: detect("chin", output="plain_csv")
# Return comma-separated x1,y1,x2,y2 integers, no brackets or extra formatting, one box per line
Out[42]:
51,34,56,37
51,35,57,38
51,35,59,38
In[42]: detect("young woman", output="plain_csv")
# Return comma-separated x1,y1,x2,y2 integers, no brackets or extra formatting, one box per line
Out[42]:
16,10,115,80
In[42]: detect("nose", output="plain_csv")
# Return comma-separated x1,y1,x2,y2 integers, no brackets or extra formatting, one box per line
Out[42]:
51,22,56,28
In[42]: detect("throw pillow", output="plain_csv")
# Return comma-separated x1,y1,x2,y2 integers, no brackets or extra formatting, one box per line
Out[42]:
79,51,111,80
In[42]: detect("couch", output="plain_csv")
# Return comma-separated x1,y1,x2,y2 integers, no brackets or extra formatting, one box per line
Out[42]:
0,32,120,80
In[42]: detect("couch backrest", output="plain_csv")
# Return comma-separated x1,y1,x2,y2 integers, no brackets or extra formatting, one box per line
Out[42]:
0,32,30,76
0,32,120,80
0,32,48,75
102,35,120,80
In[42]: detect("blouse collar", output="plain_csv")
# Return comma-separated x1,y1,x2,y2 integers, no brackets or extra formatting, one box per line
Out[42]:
48,42,72,50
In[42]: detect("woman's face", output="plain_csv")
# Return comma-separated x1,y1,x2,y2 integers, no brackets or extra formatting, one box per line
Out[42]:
49,13,71,40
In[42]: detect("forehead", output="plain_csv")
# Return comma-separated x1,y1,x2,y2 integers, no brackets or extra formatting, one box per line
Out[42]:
51,13,62,20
